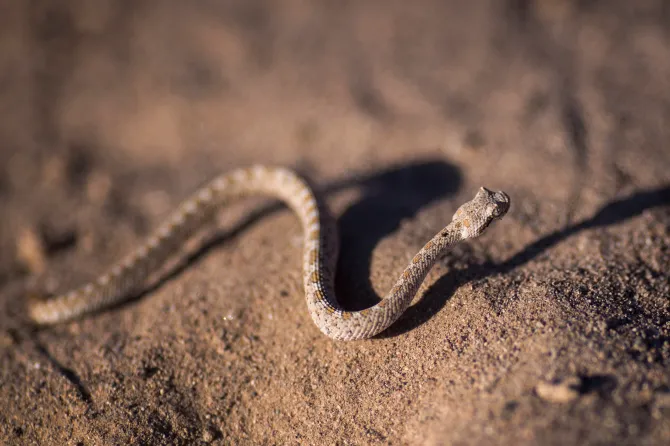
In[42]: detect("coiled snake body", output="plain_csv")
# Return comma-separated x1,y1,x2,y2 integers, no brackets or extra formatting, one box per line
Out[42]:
28,166,510,340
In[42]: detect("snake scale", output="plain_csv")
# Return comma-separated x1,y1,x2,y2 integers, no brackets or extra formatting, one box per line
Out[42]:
27,165,510,340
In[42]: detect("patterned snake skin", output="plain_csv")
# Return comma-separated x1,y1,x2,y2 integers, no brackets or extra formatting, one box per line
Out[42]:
28,166,510,340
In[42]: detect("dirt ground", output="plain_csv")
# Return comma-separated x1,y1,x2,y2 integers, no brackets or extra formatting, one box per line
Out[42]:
1,1,669,445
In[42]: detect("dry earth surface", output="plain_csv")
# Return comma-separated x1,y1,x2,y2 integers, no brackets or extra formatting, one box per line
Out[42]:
1,0,669,445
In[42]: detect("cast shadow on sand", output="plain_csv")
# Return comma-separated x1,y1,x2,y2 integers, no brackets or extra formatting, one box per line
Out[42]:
140,158,464,308
380,182,670,338
82,159,669,339
14,160,670,339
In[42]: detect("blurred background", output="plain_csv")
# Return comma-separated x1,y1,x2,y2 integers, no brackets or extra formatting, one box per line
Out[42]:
1,0,667,280
1,1,669,444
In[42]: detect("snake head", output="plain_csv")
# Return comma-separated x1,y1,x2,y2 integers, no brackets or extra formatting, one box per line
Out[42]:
451,187,510,238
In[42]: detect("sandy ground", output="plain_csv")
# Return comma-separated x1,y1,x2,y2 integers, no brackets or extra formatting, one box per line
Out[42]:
1,1,669,444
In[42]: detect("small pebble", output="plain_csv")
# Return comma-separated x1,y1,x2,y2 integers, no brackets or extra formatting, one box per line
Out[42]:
202,429,214,443
535,377,582,403
16,227,47,274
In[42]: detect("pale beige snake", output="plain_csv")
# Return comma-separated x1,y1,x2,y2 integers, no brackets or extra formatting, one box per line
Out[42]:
27,165,510,340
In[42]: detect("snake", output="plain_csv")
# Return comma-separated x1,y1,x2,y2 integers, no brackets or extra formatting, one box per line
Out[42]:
27,165,510,340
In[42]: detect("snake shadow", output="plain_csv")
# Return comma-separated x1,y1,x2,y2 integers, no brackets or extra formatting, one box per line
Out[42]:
328,160,462,311
379,183,670,338
139,158,463,306
20,162,670,342
21,158,464,324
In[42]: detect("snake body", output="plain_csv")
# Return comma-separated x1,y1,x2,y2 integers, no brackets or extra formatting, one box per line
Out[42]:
28,166,510,340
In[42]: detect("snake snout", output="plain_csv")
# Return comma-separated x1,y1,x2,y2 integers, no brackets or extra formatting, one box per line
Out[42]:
493,191,510,217
495,190,510,204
